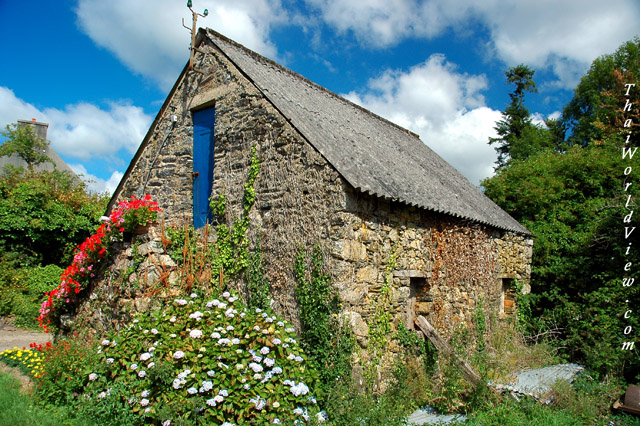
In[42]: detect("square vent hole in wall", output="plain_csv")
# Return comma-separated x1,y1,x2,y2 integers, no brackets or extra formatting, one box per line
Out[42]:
500,278,516,315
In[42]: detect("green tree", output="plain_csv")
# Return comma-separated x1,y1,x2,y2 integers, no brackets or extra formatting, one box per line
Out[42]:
0,123,54,173
490,65,555,168
562,37,640,147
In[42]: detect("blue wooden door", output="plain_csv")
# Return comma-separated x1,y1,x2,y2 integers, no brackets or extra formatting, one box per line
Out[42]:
192,107,215,228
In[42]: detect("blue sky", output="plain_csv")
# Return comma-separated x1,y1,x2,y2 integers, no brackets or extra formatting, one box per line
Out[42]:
1,0,638,193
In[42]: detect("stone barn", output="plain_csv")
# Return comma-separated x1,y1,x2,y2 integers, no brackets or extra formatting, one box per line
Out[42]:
107,28,532,341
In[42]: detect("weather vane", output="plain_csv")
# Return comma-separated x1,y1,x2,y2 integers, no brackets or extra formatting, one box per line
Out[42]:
182,0,209,70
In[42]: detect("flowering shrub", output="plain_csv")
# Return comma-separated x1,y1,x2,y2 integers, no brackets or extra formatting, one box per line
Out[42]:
0,342,50,378
86,292,319,425
38,195,160,331
34,336,98,406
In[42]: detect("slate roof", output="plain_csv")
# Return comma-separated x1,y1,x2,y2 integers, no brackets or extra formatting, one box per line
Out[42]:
204,29,530,235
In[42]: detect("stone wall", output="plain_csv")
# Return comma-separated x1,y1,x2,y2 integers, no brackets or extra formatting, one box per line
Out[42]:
105,36,533,352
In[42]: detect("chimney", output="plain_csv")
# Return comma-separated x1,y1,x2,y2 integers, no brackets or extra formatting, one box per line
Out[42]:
17,118,49,141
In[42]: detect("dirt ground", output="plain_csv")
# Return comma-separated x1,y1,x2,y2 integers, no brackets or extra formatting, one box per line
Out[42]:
0,325,52,353
0,325,52,392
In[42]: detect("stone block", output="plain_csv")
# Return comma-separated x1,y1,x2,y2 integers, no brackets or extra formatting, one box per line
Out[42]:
355,265,378,284
332,239,367,261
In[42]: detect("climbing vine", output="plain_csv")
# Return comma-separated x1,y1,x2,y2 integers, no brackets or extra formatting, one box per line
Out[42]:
295,245,354,401
368,250,396,361
209,145,261,282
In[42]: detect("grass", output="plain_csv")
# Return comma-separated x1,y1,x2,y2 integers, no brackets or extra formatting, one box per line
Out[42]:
0,371,89,426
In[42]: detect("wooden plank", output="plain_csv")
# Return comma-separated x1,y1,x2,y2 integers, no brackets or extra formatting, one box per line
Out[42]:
414,315,482,386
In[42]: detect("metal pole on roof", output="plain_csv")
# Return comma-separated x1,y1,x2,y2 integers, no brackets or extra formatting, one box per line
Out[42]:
182,1,209,70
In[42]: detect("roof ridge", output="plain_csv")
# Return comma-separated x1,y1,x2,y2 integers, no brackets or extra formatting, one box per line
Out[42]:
204,28,421,140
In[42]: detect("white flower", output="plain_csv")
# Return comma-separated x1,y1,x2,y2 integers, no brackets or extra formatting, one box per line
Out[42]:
261,313,268,318
98,391,106,399
189,329,203,338
138,371,147,378
264,358,275,368
277,321,285,327
217,338,231,346
207,370,215,377
273,401,281,408
170,333,177,338
253,326,260,332
255,308,262,313
170,316,177,323
151,328,158,334
214,395,224,403
226,325,234,331
228,296,238,302
177,369,191,379
249,362,264,373
273,419,281,424
106,358,114,364
141,390,150,398
231,338,240,345
140,398,149,407
211,332,221,339
189,311,203,319
173,351,185,359
287,353,296,360
162,420,171,426
273,338,282,345
260,347,270,355
140,352,152,361
244,383,251,390
273,366,283,374
222,291,230,298
252,354,263,363
219,389,229,397
130,363,138,370
285,327,295,333
187,387,198,395
148,362,155,368
206,398,216,407
295,356,304,363
190,293,198,298
200,381,213,392
174,298,188,305
101,339,110,346
265,317,274,323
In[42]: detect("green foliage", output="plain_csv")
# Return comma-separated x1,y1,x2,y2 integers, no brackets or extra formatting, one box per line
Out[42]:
83,292,319,425
562,37,640,147
0,123,53,172
483,142,640,379
294,246,354,401
209,145,261,281
489,65,556,168
1,264,63,328
368,251,396,359
35,337,98,407
0,168,108,266
246,236,271,311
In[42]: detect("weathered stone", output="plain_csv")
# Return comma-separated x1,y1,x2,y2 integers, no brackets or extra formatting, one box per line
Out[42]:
137,241,164,256
355,265,378,284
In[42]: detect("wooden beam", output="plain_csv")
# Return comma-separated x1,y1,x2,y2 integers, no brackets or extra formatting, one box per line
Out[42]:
414,315,482,386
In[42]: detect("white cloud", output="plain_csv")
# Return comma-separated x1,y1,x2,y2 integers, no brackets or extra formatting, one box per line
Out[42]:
344,55,501,185
75,0,286,90
306,0,640,88
0,86,151,166
70,164,124,195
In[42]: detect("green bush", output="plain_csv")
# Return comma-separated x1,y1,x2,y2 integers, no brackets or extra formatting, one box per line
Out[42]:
83,292,319,425
7,264,63,328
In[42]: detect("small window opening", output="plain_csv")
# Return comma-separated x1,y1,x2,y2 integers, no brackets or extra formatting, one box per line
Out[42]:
407,277,431,329
500,278,516,315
